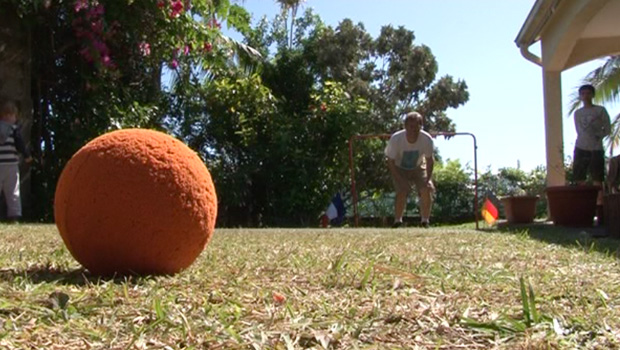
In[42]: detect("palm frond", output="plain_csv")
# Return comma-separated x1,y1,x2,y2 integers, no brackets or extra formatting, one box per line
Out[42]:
275,0,305,9
567,91,581,116
166,34,263,92
166,66,180,92
568,56,620,115
192,59,217,85
590,56,620,104
608,112,620,152
274,0,306,48
218,34,264,75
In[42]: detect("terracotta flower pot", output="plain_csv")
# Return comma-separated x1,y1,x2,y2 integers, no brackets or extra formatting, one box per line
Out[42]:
545,185,598,227
500,195,539,224
604,193,620,238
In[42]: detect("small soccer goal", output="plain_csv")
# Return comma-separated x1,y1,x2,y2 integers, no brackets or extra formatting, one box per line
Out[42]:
348,132,480,229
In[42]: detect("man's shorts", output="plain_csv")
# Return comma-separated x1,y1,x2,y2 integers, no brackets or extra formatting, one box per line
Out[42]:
573,147,605,182
392,166,434,194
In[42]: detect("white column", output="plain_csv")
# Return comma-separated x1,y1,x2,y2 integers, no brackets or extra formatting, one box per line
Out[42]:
542,70,565,186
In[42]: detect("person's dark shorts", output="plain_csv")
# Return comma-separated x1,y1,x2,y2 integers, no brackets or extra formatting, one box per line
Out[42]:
573,147,605,182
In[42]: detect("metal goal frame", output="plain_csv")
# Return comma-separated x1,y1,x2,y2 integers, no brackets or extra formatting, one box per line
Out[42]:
348,132,480,229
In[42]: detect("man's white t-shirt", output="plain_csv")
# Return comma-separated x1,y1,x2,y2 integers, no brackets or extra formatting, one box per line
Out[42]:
574,105,611,151
385,130,434,170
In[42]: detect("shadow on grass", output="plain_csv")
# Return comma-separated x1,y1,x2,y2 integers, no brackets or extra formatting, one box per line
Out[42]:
0,265,152,286
497,222,620,257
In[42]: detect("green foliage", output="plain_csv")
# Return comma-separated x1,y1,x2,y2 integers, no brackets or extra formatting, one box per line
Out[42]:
479,166,547,219
247,8,469,131
239,9,470,225
185,8,471,226
2,0,252,220
6,1,470,225
432,160,475,223
354,159,551,224
462,276,553,336
176,68,370,226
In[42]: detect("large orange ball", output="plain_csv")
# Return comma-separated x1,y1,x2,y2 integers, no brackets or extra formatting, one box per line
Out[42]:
54,129,217,275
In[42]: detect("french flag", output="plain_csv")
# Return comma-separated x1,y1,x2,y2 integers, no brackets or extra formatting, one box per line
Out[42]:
321,192,346,227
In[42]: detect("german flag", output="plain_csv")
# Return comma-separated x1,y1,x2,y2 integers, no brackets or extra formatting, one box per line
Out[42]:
481,198,499,225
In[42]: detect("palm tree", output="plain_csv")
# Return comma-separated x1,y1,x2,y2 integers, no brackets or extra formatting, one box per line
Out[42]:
568,56,620,154
276,0,305,48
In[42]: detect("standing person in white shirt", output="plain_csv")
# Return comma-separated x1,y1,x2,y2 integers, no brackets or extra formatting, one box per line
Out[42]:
385,112,435,228
572,84,611,224
0,100,32,222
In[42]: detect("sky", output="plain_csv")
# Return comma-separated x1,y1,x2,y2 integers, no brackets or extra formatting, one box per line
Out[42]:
231,0,619,172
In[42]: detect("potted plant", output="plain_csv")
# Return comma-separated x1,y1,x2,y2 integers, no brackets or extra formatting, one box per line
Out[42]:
500,187,539,224
545,185,599,227
480,167,545,225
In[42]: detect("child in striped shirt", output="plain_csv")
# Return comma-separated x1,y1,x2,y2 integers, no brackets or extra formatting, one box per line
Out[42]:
0,100,32,221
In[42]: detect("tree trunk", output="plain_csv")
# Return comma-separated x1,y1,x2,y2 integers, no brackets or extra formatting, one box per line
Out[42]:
0,4,33,220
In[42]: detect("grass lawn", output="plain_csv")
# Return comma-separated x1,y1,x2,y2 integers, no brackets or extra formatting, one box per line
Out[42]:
0,224,619,349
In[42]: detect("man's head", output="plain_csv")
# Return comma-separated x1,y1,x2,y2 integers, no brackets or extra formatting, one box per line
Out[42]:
579,84,595,104
0,100,18,124
402,112,423,138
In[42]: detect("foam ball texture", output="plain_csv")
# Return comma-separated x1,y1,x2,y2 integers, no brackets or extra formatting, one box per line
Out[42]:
54,129,217,275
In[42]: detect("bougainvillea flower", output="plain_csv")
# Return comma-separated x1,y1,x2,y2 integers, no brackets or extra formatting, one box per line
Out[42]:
170,0,184,18
139,42,151,56
101,55,113,67
74,0,88,13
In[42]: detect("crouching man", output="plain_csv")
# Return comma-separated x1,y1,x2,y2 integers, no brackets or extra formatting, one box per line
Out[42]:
385,112,435,228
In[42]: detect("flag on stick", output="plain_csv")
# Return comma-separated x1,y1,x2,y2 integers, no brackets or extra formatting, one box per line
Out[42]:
481,198,499,225
321,192,346,227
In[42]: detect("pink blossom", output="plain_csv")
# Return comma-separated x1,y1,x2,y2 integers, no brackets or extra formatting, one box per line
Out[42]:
74,0,88,13
207,18,221,29
203,42,212,52
92,4,105,16
139,42,151,56
170,0,184,18
183,45,190,55
169,59,179,69
92,40,109,56
90,19,104,34
157,0,166,8
84,3,104,21
101,55,113,67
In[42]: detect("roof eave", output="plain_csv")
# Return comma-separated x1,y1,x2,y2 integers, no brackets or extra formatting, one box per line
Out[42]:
515,0,560,48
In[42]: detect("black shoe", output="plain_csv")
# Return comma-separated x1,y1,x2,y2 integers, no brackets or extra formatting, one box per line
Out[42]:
392,221,403,228
420,221,430,228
